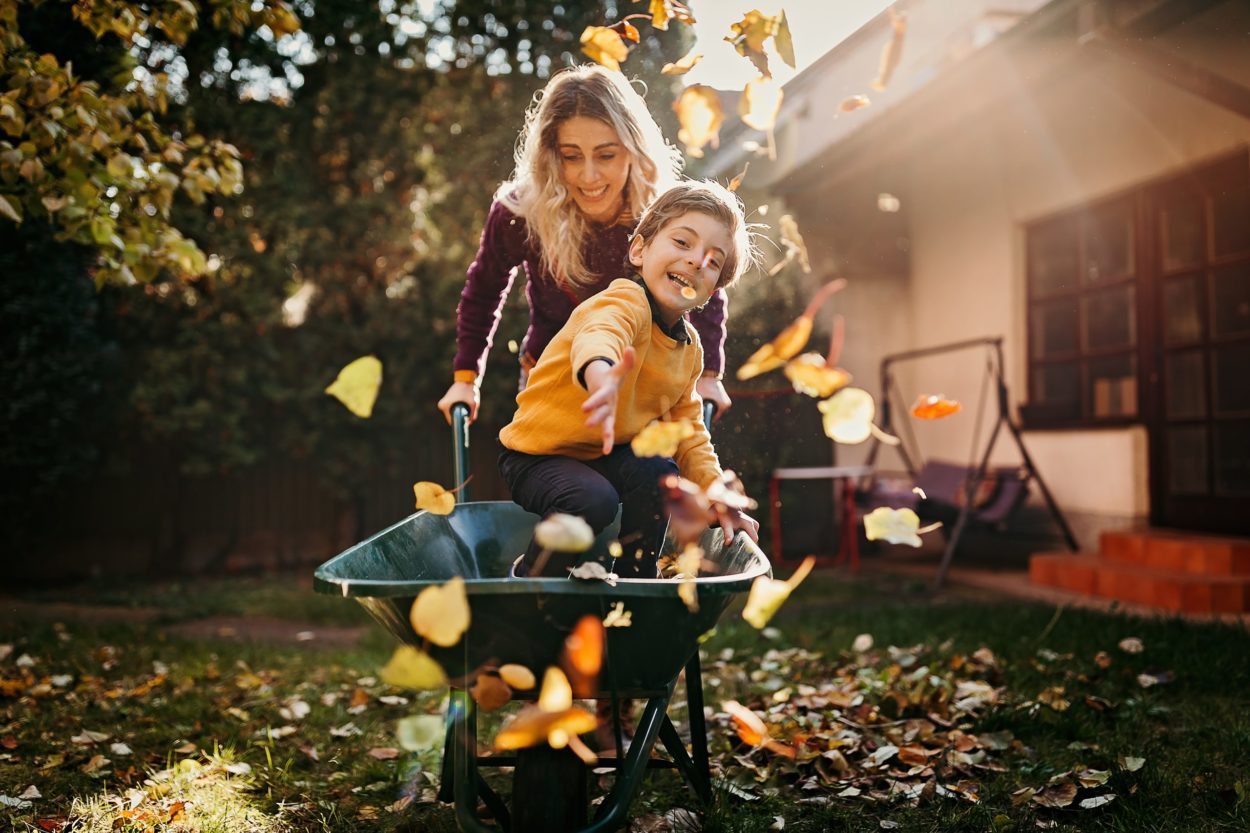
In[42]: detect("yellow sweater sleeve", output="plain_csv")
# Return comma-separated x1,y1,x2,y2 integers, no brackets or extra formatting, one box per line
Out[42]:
568,283,649,384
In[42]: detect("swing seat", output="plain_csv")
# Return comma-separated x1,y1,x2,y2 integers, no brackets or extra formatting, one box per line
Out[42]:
867,460,1031,528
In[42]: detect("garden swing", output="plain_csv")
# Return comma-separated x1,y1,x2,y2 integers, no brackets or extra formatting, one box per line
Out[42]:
862,336,1078,588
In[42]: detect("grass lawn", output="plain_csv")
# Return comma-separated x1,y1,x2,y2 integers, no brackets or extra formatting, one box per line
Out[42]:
2,571,1247,832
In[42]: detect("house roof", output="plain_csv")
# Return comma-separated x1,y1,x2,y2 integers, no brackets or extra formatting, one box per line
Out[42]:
763,0,1229,197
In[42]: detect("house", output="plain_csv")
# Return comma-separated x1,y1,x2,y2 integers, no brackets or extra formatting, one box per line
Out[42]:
707,0,1250,609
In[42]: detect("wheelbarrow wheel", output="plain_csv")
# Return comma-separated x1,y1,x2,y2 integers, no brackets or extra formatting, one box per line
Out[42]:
513,745,589,830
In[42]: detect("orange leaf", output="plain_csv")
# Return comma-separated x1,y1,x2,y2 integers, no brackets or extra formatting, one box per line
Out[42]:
839,94,872,113
911,394,962,420
672,85,724,158
494,705,598,751
619,21,640,43
166,802,186,823
736,315,813,380
661,49,703,76
784,354,852,398
567,612,605,680
413,481,455,515
721,699,768,745
579,26,629,71
649,0,670,30
470,674,512,712
727,161,749,193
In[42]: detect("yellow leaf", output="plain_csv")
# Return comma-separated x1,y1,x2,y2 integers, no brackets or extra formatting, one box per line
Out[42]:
537,666,573,712
871,8,908,91
380,645,447,690
862,506,922,547
325,355,382,418
721,699,769,745
649,0,670,30
0,194,22,224
673,85,724,158
725,10,777,78
741,556,814,629
494,705,597,751
818,387,877,444
534,513,594,553
410,577,471,647
661,49,703,76
602,601,632,628
739,76,784,133
784,354,852,398
727,161,750,193
778,214,811,273
470,674,512,711
631,419,695,458
774,10,796,68
736,315,813,380
839,94,872,113
676,543,703,613
580,26,628,71
498,664,536,690
413,481,455,515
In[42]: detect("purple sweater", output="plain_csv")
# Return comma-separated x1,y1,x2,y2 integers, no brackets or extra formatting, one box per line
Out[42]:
453,199,727,379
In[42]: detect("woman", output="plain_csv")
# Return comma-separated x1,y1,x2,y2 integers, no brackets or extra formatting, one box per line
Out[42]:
437,64,732,423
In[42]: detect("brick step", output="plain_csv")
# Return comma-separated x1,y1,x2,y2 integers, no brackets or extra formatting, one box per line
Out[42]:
1029,552,1250,614
1100,530,1250,577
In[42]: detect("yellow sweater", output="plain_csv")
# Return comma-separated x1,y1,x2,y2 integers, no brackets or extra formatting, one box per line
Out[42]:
499,279,722,487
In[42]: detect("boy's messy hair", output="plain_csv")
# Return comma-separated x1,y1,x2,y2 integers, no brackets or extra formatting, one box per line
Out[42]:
631,180,760,290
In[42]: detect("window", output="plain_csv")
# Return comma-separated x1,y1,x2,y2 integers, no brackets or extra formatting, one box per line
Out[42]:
1024,197,1138,424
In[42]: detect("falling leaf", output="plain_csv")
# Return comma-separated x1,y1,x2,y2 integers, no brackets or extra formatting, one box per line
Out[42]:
737,279,846,379
563,616,604,680
410,577,470,647
779,215,811,273
862,506,923,547
396,714,444,752
912,394,962,420
649,0,670,30
727,162,750,192
579,26,629,71
724,9,790,78
494,706,598,752
603,601,632,628
470,675,511,711
662,49,703,75
1118,637,1144,654
673,85,724,158
774,10,795,68
742,556,816,629
538,667,573,712
534,513,595,552
569,561,617,584
839,94,872,113
676,543,703,613
325,356,382,418
871,7,908,91
739,76,784,132
619,21,640,43
631,419,696,458
380,646,447,690
785,354,851,398
819,387,878,444
498,664,536,690
413,481,455,515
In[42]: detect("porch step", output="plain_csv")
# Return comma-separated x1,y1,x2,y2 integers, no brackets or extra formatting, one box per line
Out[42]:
1029,551,1250,614
1100,530,1250,576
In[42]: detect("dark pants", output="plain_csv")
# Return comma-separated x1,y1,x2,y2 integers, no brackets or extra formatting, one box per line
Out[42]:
498,444,679,578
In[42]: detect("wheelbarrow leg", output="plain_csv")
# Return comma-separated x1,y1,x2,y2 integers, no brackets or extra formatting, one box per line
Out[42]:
586,692,672,832
448,692,513,833
680,655,713,803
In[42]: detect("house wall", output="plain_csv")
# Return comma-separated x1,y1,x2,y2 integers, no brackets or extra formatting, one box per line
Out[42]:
895,3,1250,543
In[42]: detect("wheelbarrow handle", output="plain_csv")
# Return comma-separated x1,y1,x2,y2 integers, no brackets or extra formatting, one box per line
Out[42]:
702,400,715,432
451,402,471,504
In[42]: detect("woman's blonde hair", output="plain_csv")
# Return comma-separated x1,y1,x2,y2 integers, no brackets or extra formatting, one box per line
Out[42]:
498,65,682,290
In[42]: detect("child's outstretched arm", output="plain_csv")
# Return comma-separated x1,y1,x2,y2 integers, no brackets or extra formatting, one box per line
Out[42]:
581,347,637,455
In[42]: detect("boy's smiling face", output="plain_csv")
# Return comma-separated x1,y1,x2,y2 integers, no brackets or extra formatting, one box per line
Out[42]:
628,210,731,327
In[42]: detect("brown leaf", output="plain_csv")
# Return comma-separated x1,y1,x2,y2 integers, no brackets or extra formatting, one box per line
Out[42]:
725,10,778,78
839,94,872,113
727,162,750,193
166,802,185,823
871,8,908,91
349,687,369,709
661,49,703,76
1033,780,1078,808
470,674,512,712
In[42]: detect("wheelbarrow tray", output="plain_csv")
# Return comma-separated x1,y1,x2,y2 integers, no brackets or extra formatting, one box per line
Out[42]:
314,501,771,696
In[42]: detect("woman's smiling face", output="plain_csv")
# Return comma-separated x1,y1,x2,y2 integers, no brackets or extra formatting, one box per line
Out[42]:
629,210,731,327
556,116,631,224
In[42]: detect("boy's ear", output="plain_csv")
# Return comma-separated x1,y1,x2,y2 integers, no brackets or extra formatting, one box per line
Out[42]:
628,234,645,267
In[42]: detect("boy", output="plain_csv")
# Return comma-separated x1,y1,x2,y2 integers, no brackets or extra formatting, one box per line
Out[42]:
498,181,759,578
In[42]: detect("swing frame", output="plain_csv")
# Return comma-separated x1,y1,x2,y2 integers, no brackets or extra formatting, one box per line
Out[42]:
864,336,1079,588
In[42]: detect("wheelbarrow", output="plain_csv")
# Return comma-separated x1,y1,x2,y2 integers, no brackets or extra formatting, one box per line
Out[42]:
313,403,771,832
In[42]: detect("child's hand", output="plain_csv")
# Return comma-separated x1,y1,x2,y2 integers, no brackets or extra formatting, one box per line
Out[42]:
582,347,637,455
716,508,760,546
